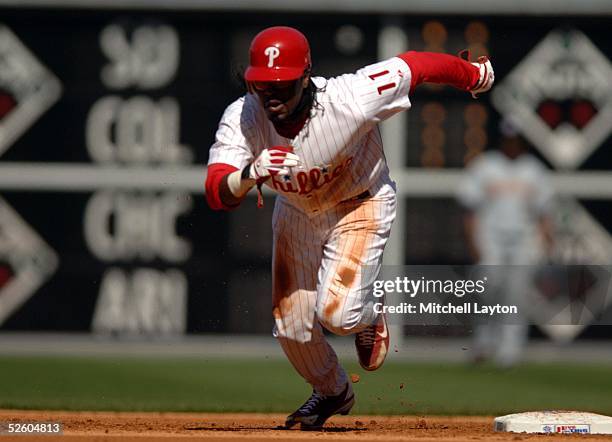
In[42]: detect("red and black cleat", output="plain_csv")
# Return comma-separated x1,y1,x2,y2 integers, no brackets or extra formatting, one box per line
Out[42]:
355,313,389,371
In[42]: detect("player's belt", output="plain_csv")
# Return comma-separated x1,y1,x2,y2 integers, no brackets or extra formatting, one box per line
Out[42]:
342,190,371,203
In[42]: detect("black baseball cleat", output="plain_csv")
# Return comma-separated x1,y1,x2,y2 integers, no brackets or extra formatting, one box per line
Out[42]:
355,313,389,371
284,383,355,430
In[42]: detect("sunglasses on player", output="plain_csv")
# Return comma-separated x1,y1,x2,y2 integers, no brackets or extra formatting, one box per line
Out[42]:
251,79,299,92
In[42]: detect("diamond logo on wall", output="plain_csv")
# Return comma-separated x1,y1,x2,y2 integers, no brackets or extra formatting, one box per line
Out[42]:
492,30,612,169
0,198,58,325
0,25,62,158
535,199,612,342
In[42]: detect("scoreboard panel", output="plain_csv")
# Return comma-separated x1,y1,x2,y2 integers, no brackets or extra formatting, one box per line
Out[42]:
0,9,610,333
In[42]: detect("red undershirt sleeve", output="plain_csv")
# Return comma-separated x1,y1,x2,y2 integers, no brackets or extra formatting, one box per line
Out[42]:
205,163,240,211
398,51,481,94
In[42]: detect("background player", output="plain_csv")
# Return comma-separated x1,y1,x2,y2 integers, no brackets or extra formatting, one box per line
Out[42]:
458,120,554,367
206,25,494,429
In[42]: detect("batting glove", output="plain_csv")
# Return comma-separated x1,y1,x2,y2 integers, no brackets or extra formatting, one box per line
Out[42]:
470,56,494,98
249,146,300,180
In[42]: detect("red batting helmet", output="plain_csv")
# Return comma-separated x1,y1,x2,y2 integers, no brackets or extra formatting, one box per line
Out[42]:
244,26,311,82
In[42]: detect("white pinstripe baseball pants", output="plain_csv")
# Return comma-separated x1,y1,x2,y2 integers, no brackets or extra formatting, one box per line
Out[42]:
271,194,396,396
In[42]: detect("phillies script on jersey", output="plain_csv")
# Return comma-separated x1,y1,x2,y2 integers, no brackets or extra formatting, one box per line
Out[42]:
269,156,353,195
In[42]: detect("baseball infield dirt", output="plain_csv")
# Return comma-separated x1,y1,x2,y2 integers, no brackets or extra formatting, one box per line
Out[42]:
1,410,611,441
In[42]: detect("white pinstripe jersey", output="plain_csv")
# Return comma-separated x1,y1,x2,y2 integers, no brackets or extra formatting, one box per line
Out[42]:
208,57,413,216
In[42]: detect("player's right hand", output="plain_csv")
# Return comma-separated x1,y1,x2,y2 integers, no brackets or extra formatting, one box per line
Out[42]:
249,146,300,180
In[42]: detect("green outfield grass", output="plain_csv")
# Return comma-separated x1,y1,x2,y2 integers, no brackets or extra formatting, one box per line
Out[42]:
1,355,611,415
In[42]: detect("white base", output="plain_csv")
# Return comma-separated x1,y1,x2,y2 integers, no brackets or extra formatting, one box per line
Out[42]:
494,411,612,434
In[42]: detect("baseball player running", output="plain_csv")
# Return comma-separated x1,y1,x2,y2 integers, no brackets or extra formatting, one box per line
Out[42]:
206,26,494,430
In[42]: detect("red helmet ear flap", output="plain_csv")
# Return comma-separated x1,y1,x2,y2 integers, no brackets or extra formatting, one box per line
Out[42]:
245,26,311,82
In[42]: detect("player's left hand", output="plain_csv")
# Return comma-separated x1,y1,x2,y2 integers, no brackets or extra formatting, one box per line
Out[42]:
469,56,494,98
